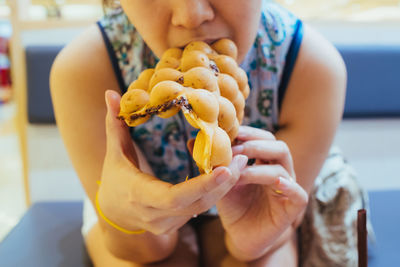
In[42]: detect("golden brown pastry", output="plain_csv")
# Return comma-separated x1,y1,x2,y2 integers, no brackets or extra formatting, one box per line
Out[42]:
118,39,249,174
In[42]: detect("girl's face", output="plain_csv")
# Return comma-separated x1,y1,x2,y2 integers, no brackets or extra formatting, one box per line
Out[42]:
120,0,262,63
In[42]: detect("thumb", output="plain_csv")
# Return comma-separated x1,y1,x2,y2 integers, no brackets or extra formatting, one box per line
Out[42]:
105,90,138,164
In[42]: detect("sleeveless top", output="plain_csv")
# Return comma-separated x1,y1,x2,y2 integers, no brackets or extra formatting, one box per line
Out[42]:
97,1,303,184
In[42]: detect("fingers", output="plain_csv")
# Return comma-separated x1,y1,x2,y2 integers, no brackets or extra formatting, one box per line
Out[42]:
187,155,248,214
105,90,123,149
167,155,248,209
129,168,227,210
235,126,276,142
122,155,249,234
105,90,138,164
132,155,247,216
274,177,309,215
237,164,291,186
232,140,295,179
236,167,308,218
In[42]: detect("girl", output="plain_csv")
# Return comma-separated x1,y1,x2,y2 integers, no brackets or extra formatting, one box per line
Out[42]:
50,0,368,266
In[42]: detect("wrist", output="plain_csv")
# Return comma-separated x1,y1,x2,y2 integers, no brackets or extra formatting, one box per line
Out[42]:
96,188,179,263
225,232,267,262
224,226,296,262
96,190,146,235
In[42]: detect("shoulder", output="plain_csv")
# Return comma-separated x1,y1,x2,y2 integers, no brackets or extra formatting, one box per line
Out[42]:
253,2,303,85
51,23,117,93
50,23,121,154
261,1,299,39
50,24,120,115
279,23,347,128
296,24,346,80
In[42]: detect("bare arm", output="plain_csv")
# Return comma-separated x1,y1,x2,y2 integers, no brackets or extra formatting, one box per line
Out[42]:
50,25,178,263
276,24,346,194
50,25,113,202
223,24,347,261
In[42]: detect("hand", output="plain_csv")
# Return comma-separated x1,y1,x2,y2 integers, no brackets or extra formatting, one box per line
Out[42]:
216,126,309,259
97,90,247,236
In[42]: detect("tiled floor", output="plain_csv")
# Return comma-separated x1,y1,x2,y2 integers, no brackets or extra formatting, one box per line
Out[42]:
0,102,26,242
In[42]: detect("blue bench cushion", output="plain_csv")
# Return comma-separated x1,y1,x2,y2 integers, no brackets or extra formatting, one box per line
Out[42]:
0,191,399,266
338,45,400,118
24,44,400,124
0,202,92,267
26,45,63,124
368,190,400,266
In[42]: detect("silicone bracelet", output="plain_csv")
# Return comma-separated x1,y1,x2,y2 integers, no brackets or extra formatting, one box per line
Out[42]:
95,191,146,235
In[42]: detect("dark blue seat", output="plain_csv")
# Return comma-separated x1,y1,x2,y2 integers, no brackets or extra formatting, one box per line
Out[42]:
368,190,400,266
0,202,92,267
25,45,63,124
25,44,400,124
337,45,400,118
0,191,399,266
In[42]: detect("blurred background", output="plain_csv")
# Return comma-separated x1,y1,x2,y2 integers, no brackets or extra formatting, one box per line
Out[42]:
0,0,399,242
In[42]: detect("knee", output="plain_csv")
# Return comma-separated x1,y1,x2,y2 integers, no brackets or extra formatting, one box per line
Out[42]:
102,231,176,264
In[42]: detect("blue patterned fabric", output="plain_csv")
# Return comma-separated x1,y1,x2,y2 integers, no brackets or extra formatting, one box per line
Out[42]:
98,1,302,183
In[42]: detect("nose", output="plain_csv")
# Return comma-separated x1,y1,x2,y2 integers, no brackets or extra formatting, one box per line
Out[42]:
171,0,215,29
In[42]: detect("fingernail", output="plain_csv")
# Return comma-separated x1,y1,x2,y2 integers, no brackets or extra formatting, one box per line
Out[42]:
231,145,244,154
215,168,231,185
237,132,246,139
236,155,248,170
277,176,291,191
111,91,119,100
106,90,118,105
105,93,110,109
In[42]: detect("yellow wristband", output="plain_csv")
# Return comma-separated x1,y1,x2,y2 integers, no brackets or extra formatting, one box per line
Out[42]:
95,190,146,235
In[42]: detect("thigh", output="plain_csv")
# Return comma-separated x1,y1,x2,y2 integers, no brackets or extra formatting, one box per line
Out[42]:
197,217,298,267
85,222,200,267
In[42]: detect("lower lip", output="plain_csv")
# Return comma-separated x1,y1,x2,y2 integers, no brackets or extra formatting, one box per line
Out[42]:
177,39,219,48
203,39,217,45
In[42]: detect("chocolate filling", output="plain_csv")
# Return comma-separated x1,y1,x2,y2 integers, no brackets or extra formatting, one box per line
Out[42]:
177,76,184,84
209,60,220,75
119,96,193,122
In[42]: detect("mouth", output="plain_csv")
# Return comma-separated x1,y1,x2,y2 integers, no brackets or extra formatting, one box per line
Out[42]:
202,39,219,45
176,38,221,49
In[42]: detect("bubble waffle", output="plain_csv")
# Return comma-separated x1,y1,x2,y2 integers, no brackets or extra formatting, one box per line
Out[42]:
118,39,249,174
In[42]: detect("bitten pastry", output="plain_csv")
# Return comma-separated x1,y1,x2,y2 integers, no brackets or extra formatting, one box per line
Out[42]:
118,39,249,175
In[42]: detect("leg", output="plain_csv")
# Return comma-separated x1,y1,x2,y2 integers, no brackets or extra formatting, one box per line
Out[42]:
249,235,297,267
197,217,298,267
85,222,199,267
